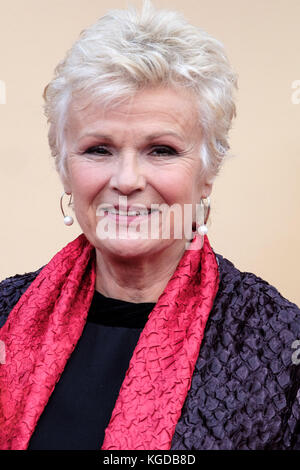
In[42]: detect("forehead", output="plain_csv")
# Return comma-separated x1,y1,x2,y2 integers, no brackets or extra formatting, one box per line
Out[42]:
66,86,200,138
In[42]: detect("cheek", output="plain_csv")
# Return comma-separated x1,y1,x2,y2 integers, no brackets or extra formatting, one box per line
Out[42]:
69,161,109,202
155,167,200,203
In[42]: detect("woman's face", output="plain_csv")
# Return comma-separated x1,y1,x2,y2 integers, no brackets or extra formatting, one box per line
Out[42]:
64,86,212,260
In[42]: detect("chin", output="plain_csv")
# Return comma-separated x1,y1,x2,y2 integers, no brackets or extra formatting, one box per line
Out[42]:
99,237,169,260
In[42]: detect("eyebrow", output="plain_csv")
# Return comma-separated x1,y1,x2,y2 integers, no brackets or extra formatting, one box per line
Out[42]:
78,131,185,143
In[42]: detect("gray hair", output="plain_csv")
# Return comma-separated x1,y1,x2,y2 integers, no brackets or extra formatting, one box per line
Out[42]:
43,1,238,183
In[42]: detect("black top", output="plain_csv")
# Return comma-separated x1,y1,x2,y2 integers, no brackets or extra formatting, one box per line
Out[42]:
27,290,156,450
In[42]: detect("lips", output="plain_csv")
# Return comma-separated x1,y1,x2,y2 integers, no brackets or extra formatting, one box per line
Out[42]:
102,204,160,216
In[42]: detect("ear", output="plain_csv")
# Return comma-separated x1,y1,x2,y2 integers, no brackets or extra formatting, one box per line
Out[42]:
201,180,213,199
60,172,72,195
198,165,215,199
63,184,72,195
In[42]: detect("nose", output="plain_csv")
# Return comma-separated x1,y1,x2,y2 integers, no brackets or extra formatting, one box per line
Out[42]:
109,151,146,195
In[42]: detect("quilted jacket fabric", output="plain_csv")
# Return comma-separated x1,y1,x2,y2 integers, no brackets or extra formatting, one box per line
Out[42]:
1,253,300,450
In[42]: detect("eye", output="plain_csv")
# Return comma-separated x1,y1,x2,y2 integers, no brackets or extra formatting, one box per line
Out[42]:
84,145,112,156
150,145,178,156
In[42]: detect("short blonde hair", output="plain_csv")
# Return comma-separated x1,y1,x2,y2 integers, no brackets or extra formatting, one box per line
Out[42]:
43,1,238,182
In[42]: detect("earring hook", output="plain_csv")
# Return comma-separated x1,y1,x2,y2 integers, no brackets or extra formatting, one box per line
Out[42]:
60,192,74,226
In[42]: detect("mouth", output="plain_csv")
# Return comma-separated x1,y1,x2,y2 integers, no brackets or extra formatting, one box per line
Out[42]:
102,205,160,217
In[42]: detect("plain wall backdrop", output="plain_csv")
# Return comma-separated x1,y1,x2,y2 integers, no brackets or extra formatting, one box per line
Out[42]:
0,0,299,305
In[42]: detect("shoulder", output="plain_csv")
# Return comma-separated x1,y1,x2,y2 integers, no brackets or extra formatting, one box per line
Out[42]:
215,251,300,324
0,267,44,327
174,252,300,449
211,251,300,363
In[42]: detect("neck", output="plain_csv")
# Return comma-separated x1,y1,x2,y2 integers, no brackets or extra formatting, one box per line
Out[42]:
95,241,189,303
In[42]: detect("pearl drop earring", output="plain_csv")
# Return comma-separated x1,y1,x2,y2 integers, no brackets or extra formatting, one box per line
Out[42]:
60,192,74,226
196,197,210,235
198,223,208,235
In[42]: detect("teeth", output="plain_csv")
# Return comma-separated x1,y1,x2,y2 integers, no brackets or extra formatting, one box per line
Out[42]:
105,208,119,214
127,210,139,216
105,208,159,216
106,209,126,215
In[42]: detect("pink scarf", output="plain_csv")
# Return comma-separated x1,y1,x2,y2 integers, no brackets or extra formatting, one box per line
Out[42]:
0,233,219,450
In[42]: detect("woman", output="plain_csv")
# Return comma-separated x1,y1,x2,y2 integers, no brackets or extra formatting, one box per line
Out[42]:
0,2,300,451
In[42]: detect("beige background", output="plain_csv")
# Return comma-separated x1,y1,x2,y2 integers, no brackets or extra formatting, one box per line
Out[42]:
0,0,299,305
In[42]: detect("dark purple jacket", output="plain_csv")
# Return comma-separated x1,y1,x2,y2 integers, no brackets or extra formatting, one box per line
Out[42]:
1,253,300,450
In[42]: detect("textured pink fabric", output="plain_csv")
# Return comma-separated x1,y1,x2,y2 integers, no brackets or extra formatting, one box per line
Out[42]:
0,233,219,450
102,234,219,449
0,234,96,450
